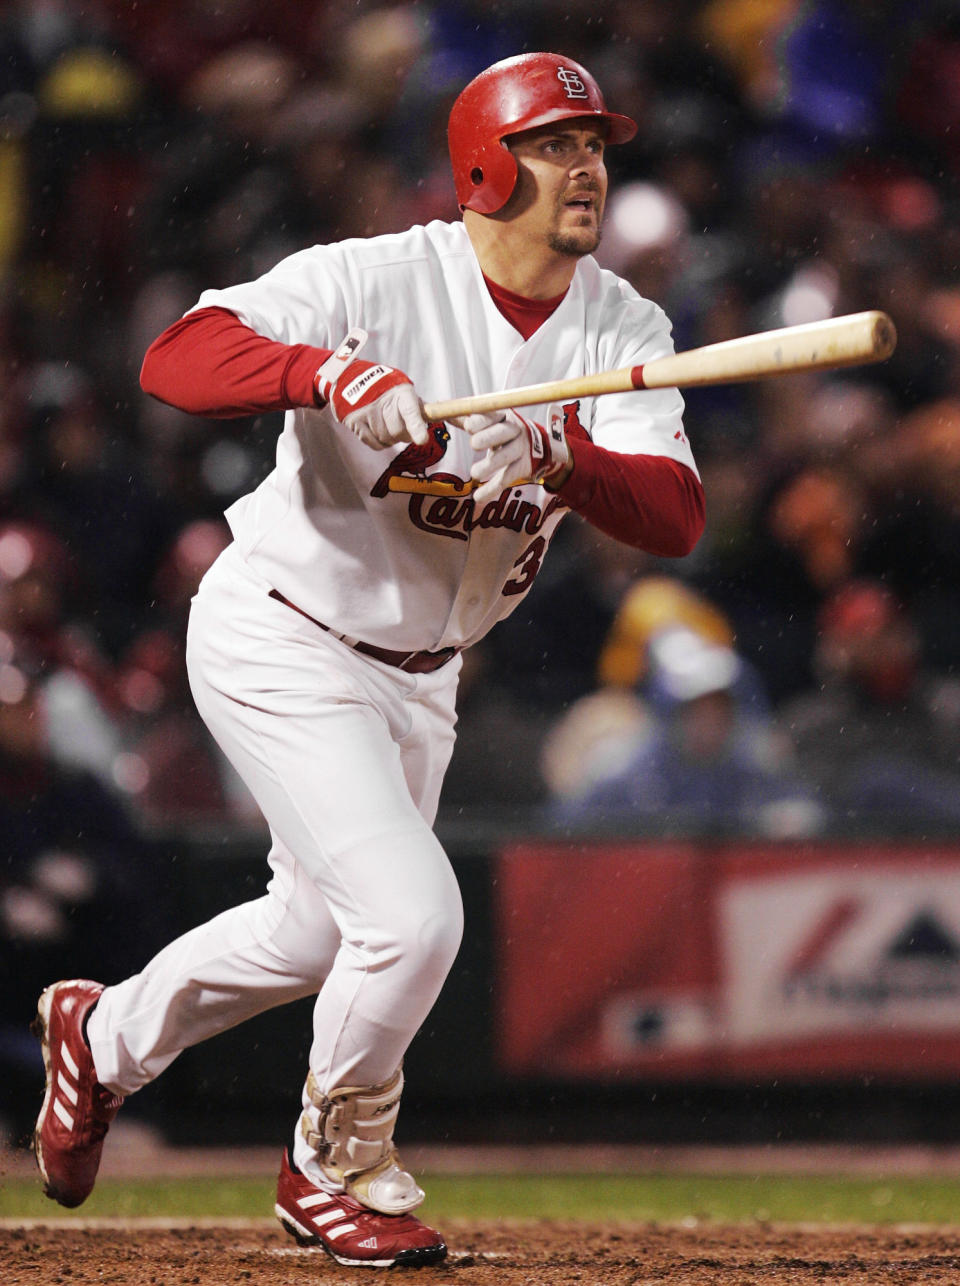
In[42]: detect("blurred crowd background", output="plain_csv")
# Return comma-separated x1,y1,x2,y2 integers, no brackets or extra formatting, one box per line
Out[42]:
3,0,960,1048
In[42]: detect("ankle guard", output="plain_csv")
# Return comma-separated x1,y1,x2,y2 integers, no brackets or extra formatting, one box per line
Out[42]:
299,1068,424,1215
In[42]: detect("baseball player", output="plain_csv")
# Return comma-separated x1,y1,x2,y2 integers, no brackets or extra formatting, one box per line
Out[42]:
31,53,704,1267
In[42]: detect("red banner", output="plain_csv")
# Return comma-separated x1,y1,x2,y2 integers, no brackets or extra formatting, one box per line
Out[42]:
495,841,960,1080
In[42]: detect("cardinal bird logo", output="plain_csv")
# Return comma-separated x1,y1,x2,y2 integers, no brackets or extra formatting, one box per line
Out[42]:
370,422,451,497
562,400,589,441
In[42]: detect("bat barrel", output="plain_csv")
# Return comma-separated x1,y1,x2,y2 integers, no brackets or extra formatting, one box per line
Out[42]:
634,310,897,390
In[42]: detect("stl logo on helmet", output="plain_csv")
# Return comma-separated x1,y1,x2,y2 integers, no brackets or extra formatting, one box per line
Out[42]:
556,66,589,99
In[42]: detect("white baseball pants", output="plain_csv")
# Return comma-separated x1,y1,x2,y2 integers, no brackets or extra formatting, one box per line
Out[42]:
87,544,464,1139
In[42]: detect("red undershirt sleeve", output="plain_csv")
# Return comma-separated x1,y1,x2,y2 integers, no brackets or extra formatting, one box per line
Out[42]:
140,306,332,418
556,434,705,557
141,306,705,556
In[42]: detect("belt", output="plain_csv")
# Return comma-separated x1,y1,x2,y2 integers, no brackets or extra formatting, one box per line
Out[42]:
268,589,461,674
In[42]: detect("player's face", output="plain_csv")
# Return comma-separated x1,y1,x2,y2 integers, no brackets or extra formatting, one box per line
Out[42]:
505,122,609,258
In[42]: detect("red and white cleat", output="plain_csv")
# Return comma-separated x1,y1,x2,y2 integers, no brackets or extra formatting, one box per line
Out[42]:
275,1148,447,1268
32,979,124,1208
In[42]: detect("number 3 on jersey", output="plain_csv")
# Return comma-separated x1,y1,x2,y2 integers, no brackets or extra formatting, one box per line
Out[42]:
503,535,547,597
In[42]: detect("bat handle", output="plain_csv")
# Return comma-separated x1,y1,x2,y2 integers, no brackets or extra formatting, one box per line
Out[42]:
421,367,636,422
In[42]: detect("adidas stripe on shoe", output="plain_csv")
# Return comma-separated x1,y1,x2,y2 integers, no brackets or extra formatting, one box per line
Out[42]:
32,979,124,1208
275,1148,446,1267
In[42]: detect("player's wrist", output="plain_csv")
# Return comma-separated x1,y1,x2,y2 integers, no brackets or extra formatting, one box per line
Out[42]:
524,407,569,486
308,350,335,406
313,329,370,412
543,456,574,491
313,373,330,406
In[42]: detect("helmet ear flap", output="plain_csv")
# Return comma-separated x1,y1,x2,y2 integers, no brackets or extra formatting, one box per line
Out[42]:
460,144,518,214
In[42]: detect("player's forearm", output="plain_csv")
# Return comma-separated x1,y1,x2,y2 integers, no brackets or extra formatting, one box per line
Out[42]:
556,436,705,556
140,306,331,418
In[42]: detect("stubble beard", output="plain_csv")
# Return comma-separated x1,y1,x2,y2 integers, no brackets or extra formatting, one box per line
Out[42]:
548,226,602,257
549,193,604,257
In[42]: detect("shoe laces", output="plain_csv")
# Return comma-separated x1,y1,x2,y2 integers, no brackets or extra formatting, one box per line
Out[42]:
90,1083,124,1129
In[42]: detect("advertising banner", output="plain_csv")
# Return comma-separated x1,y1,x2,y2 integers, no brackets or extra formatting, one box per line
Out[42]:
495,841,960,1080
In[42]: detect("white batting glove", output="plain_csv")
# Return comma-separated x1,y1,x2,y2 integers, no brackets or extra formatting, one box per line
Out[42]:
458,405,569,504
315,329,429,449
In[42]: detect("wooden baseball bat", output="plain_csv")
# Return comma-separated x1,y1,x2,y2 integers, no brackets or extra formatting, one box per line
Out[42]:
420,309,896,421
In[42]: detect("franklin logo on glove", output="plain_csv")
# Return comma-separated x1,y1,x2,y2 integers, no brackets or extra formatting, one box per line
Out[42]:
314,330,430,449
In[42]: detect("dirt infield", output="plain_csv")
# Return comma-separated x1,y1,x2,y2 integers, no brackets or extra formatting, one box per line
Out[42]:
6,1145,960,1282
4,1220,960,1284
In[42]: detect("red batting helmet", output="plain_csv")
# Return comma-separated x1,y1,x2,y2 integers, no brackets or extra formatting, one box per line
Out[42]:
448,52,637,215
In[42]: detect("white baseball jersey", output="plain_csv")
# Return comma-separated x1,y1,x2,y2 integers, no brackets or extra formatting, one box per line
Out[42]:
193,219,696,652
